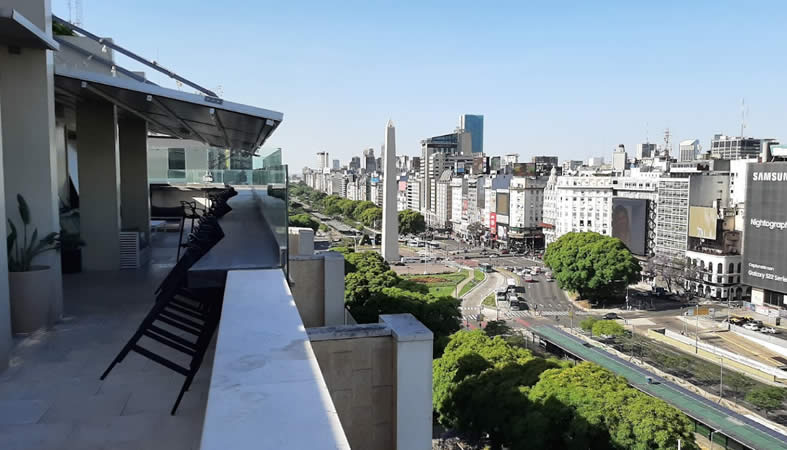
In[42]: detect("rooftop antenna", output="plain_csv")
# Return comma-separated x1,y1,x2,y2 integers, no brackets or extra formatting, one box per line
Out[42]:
740,98,748,138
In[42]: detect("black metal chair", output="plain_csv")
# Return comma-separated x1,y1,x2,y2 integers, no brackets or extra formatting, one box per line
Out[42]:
101,210,226,415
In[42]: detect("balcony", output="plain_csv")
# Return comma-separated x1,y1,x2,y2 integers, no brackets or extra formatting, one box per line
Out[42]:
0,187,433,449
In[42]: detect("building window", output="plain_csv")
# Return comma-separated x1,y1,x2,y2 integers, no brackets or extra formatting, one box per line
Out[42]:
728,263,734,274
737,262,741,273
717,263,723,274
167,148,186,178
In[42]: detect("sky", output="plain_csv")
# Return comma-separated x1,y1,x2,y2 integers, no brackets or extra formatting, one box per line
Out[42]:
53,1,787,171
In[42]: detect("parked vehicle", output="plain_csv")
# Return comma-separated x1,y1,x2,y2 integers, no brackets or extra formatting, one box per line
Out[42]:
524,274,533,282
544,272,553,281
603,313,621,320
501,249,510,254
760,326,777,334
743,322,761,331
728,316,748,326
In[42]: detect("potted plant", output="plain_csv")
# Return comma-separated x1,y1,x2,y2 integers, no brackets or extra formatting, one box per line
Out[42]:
7,194,59,334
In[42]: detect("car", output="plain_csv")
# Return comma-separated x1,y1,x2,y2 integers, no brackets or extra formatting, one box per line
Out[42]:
524,274,533,282
602,313,621,320
463,255,470,259
489,254,499,258
760,326,778,334
501,249,510,255
743,322,761,331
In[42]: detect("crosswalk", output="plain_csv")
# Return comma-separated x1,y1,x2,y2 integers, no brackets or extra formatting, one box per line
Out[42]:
462,314,479,321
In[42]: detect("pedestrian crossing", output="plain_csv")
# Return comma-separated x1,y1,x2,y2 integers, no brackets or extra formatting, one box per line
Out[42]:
462,314,479,321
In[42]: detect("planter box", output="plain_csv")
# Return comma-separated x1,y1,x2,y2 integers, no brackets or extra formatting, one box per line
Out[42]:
9,266,55,334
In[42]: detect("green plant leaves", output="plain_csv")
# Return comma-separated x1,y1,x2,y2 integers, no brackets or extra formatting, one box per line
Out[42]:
17,194,30,226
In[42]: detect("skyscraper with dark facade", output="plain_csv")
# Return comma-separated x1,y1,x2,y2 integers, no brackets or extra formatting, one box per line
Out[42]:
460,114,484,154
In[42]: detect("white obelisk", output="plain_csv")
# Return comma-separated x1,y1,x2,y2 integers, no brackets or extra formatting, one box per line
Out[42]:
382,120,399,262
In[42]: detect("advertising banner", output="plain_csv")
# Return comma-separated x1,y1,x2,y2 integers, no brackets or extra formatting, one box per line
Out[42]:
688,206,718,240
490,212,497,233
742,162,787,293
496,192,510,216
611,198,647,255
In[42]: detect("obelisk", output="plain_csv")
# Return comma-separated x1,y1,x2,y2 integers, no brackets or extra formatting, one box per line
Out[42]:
382,120,399,262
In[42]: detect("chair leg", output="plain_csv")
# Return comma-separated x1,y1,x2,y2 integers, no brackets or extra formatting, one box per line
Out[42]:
177,216,186,260
171,373,195,415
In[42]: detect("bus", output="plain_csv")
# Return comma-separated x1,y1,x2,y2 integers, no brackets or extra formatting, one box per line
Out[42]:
480,263,494,273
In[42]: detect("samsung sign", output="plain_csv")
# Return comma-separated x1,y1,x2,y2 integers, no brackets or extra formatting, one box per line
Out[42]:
752,171,787,182
742,162,787,293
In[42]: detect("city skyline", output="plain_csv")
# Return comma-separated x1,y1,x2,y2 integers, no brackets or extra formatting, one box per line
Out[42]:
51,1,787,171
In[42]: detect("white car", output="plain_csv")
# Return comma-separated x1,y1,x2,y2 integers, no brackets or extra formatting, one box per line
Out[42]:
760,326,778,334
743,322,761,331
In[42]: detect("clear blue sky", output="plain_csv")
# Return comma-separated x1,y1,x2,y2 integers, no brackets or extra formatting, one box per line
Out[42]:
53,1,787,170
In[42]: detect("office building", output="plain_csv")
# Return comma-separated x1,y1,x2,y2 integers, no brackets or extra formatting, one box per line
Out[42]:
637,143,657,159
654,177,690,260
710,135,764,160
349,156,361,171
504,154,519,166
460,114,484,154
362,148,376,172
679,139,700,162
612,145,627,174
317,151,329,170
332,159,340,170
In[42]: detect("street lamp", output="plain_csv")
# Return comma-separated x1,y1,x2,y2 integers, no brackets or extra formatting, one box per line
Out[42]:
709,429,722,450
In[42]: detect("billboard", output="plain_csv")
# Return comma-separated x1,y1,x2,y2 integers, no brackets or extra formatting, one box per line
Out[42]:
611,198,647,255
496,192,510,216
489,213,497,234
688,206,717,240
512,162,537,177
472,156,488,175
742,162,787,293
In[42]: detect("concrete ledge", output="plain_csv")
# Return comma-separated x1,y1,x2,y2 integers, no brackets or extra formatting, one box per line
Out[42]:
200,269,349,450
380,314,433,342
307,323,392,341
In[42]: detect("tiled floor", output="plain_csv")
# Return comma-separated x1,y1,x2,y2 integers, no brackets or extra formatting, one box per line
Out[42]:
0,228,213,450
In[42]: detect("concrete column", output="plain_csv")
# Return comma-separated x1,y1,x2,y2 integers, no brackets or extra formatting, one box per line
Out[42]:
379,314,433,450
0,82,10,370
119,118,150,244
323,251,345,326
0,0,64,329
77,100,121,271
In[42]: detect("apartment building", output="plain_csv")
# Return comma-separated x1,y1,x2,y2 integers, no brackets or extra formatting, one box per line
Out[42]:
543,175,614,243
509,176,547,250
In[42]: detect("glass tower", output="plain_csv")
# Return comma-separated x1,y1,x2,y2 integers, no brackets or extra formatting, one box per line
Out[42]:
460,114,484,154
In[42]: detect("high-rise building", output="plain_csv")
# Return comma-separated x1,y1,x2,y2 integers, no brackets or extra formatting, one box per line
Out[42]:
331,159,340,170
460,114,484,154
636,143,657,159
654,177,690,260
710,135,764,160
612,145,627,174
504,154,519,166
316,151,329,169
679,139,700,162
349,156,361,171
490,156,502,172
411,157,421,173
420,132,463,215
361,148,376,172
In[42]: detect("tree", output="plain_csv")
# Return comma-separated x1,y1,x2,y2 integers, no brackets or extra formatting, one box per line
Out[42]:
646,256,688,296
398,209,426,235
484,320,513,337
288,213,319,232
543,232,641,303
467,222,484,244
433,331,563,449
745,386,787,415
343,251,460,354
529,362,697,450
592,320,625,338
351,201,376,220
359,207,382,228
580,317,599,333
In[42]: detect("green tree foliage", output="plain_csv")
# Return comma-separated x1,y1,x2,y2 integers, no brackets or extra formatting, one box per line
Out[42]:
288,213,319,232
580,317,599,333
359,207,382,227
592,320,625,337
529,362,697,450
484,320,513,337
543,232,641,303
745,386,787,415
351,201,376,220
343,251,460,355
398,209,426,235
337,198,356,217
